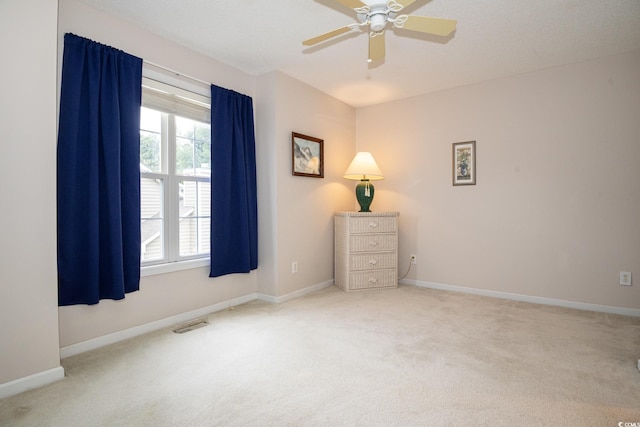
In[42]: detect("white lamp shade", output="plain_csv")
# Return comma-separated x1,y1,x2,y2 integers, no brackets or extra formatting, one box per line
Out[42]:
343,152,384,181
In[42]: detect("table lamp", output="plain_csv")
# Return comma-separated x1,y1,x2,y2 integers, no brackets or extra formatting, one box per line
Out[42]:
343,152,384,212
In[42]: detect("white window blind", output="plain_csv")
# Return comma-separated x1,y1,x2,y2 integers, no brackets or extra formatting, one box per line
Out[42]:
142,78,210,124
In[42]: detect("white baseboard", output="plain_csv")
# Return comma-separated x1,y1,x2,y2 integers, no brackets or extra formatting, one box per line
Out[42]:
0,366,64,400
60,293,258,359
258,280,334,304
60,280,335,359
401,278,640,317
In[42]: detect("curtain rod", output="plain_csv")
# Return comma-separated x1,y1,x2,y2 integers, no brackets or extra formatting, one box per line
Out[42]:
143,60,210,88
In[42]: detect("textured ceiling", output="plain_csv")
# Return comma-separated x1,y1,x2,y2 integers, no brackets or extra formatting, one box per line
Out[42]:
76,0,640,108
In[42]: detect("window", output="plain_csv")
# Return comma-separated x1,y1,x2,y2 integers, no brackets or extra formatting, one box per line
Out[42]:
140,78,211,269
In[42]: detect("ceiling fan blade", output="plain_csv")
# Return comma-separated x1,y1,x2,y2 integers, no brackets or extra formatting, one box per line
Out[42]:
400,15,457,36
368,32,385,61
303,26,353,46
332,0,367,9
394,0,418,8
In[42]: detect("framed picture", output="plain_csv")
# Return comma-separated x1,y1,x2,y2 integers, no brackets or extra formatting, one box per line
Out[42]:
452,141,476,186
292,132,324,178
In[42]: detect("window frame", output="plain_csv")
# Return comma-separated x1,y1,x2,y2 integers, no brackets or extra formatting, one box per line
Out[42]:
139,70,211,276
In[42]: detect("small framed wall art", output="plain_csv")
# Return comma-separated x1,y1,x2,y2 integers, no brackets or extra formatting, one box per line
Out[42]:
452,141,476,186
292,132,324,178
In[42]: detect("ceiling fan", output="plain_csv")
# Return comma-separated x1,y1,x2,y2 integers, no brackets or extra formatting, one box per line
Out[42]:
302,0,457,62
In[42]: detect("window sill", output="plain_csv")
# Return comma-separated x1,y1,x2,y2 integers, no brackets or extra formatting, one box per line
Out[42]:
141,258,209,277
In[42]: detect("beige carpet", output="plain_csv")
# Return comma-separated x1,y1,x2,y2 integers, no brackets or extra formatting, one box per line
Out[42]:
1,285,639,426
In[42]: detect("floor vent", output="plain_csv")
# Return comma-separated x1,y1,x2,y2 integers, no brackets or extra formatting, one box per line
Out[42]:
172,317,209,334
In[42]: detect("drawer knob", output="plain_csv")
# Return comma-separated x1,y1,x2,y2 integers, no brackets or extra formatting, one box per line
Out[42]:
368,277,378,283
369,241,379,247
368,259,378,265
368,222,378,228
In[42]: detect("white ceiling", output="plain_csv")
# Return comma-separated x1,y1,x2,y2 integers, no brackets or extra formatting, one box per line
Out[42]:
77,0,640,108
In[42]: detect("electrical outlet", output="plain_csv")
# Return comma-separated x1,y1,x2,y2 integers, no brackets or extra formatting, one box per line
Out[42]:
620,271,632,286
292,261,298,274
410,254,417,265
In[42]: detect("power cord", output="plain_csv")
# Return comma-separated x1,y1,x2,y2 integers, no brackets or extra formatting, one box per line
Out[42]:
398,254,416,280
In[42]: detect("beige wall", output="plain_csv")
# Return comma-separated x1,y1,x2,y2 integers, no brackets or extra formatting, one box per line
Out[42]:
255,73,280,297
356,51,640,309
257,71,355,298
275,72,355,296
0,0,61,385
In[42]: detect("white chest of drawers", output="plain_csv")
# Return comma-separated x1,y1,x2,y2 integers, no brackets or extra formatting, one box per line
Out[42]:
334,212,399,292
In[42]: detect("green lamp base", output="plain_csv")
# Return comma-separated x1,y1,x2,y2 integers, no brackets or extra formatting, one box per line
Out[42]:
355,179,375,212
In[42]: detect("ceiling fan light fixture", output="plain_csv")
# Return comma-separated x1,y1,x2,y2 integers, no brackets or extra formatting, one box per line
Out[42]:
369,13,387,32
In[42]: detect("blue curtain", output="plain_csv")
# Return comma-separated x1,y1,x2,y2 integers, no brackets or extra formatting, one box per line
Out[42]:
209,85,258,277
57,33,143,305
